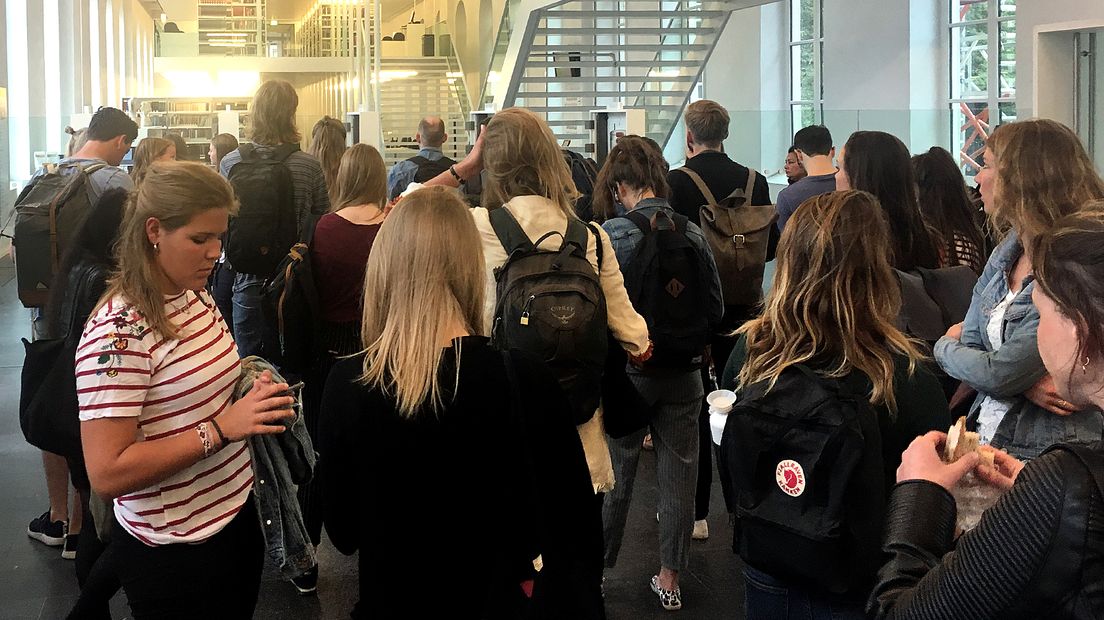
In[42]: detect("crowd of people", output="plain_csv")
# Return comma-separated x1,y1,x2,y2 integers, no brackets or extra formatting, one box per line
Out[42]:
14,80,1104,620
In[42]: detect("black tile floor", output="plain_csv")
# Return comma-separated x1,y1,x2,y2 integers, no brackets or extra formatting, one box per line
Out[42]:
0,270,745,619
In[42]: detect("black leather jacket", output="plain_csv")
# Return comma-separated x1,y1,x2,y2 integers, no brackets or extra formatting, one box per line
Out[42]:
46,259,110,341
868,443,1104,619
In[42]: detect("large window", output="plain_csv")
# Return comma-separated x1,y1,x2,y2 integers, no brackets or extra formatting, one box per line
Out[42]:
950,0,1016,176
789,0,823,134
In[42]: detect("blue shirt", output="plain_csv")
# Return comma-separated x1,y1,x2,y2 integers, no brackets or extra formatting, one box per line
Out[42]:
774,172,837,231
31,157,134,205
387,147,447,200
601,197,725,332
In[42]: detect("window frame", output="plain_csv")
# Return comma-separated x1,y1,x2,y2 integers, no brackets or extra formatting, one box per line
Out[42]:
949,0,1017,177
788,0,823,135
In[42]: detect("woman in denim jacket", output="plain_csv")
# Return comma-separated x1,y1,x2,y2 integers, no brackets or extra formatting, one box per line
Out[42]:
935,119,1104,460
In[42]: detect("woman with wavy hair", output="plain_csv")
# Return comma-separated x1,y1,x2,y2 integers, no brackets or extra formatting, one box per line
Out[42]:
935,119,1104,461
307,116,347,196
320,187,601,619
869,205,1104,618
721,190,950,619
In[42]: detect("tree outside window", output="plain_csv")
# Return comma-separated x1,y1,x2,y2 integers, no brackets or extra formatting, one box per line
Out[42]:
789,0,823,135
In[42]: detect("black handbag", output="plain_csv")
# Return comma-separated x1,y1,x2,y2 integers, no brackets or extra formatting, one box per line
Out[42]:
19,277,87,458
600,333,656,439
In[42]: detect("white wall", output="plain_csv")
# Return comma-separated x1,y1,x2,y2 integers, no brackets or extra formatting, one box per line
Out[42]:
1017,0,1104,119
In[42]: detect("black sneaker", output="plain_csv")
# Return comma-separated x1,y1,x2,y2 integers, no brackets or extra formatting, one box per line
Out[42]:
291,565,318,595
61,533,79,560
27,511,67,547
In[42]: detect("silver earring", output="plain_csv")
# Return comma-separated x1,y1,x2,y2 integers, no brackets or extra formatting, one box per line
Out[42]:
1083,356,1091,375
153,243,159,253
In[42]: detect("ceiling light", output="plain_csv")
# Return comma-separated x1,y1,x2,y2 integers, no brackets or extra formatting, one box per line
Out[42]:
271,19,278,26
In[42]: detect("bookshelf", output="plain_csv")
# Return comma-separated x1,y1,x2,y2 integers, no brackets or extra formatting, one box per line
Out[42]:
198,0,266,56
132,97,252,163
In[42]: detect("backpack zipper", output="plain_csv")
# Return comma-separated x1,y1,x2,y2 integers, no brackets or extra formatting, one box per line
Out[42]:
521,294,535,326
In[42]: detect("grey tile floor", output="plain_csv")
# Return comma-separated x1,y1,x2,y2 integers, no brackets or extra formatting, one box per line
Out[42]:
0,265,744,619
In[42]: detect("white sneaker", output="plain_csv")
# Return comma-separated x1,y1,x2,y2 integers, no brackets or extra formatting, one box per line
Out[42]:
692,519,709,540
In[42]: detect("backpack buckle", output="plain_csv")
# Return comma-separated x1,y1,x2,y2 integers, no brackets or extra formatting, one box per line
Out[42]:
732,234,746,248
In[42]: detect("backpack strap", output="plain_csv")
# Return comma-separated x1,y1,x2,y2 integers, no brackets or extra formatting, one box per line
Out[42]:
623,210,651,235
489,206,535,257
585,222,604,272
675,167,719,208
408,155,430,167
237,143,256,162
48,162,109,274
742,169,759,203
563,218,589,257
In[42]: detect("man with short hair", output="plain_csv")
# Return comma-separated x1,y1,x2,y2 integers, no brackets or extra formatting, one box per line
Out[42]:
667,100,772,227
386,116,454,199
32,106,137,200
666,100,774,543
775,125,838,231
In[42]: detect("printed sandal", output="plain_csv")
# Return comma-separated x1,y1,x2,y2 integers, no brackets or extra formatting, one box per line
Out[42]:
650,575,682,611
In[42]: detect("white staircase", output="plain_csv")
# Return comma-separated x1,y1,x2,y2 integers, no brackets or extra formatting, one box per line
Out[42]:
487,0,747,152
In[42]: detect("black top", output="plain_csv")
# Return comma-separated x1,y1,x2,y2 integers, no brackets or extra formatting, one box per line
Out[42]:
869,445,1104,618
320,337,604,620
666,151,773,227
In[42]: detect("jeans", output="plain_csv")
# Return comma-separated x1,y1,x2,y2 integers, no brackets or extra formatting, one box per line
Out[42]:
114,499,264,620
743,566,866,620
210,261,236,329
231,272,272,359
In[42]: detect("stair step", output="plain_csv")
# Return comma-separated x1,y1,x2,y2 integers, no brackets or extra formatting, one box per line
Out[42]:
534,26,715,36
515,90,689,99
519,74,697,84
540,9,726,19
524,59,700,68
530,43,709,53
522,104,683,113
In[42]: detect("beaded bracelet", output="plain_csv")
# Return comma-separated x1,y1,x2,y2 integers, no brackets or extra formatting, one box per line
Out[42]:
196,422,215,458
449,164,465,184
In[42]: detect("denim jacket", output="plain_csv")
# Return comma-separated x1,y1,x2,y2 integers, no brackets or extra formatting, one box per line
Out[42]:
601,197,726,338
934,233,1104,459
238,357,318,578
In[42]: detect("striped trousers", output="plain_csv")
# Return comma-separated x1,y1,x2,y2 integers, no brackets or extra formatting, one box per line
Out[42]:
602,369,702,572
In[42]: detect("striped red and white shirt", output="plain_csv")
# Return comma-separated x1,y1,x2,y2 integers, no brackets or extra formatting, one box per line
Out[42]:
76,290,252,546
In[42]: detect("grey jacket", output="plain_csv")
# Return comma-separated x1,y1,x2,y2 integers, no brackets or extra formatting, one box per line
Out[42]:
238,357,318,579
934,233,1104,460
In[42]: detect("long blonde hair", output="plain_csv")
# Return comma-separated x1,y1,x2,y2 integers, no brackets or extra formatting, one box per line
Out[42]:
987,119,1104,241
330,144,387,213
98,162,238,340
357,186,486,417
130,137,174,187
736,190,924,413
308,116,347,195
480,107,579,217
250,80,301,146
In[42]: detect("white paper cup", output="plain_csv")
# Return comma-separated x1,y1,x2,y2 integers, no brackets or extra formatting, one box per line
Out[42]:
709,411,728,446
706,389,737,413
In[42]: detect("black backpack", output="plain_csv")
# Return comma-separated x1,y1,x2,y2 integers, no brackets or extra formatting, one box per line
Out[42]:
720,366,885,594
9,162,106,308
562,149,600,221
226,144,300,277
619,210,711,371
490,208,608,425
410,155,457,184
261,242,322,374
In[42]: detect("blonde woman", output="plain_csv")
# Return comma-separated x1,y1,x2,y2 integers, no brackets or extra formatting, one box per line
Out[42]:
935,119,1104,460
320,186,601,619
129,137,175,187
423,107,651,495
77,162,295,618
307,116,347,196
721,190,950,619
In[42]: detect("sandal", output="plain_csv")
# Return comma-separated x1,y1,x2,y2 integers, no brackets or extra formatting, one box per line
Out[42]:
650,575,682,611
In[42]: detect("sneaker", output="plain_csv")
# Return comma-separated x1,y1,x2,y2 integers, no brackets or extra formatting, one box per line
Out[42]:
27,511,67,547
692,519,709,540
61,533,79,560
291,565,318,595
650,575,682,611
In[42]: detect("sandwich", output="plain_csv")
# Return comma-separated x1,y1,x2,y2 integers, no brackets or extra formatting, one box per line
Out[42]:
944,417,996,468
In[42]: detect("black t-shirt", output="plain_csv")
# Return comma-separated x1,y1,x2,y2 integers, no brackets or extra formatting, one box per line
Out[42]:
666,151,773,227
